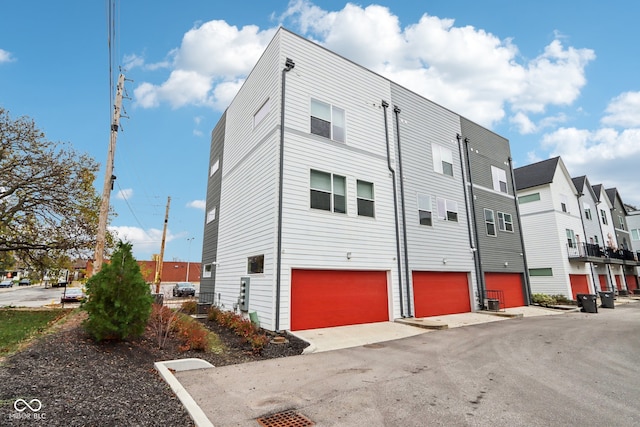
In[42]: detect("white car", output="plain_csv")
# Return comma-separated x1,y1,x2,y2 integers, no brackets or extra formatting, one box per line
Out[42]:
0,279,13,288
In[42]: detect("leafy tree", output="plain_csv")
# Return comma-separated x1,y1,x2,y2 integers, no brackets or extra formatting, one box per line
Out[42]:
83,241,153,341
0,108,103,261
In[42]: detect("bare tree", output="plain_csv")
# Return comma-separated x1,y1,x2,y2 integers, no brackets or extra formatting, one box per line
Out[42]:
0,108,103,261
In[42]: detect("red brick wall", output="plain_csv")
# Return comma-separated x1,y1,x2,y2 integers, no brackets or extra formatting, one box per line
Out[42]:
137,261,201,283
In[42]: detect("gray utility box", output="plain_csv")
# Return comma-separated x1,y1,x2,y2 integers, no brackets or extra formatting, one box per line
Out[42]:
239,276,250,311
487,299,500,311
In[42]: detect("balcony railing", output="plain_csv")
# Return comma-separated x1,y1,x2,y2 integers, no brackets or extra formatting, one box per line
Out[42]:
567,242,640,263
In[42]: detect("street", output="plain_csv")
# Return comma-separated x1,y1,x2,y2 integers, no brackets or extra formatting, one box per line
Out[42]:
178,303,640,427
0,284,68,308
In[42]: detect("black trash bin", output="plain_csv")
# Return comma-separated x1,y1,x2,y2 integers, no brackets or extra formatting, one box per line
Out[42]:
576,294,597,313
599,292,615,309
487,299,500,311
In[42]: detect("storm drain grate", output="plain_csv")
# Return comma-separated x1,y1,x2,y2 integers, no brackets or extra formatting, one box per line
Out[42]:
256,410,315,427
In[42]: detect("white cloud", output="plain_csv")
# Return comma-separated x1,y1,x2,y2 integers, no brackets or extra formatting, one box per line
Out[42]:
0,48,15,63
541,126,640,207
116,188,133,200
510,112,537,134
109,225,179,259
187,200,206,210
601,91,640,128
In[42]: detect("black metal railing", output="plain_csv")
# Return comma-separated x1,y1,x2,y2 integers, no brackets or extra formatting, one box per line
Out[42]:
485,289,505,311
567,243,639,262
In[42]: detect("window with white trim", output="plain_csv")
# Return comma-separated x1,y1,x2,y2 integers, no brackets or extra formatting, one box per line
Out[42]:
600,209,608,225
206,207,216,223
498,212,514,232
518,193,540,204
566,229,577,248
357,180,375,217
560,194,569,213
310,99,345,142
436,197,458,222
253,98,270,128
432,144,454,177
310,170,346,213
491,166,508,193
484,209,496,236
631,229,640,241
417,194,432,226
210,158,219,177
203,263,213,278
618,215,625,230
583,202,592,220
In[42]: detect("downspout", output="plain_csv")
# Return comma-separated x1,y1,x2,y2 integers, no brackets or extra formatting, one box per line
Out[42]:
594,200,613,291
275,57,295,332
462,136,486,308
508,157,532,305
392,106,413,316
382,101,404,318
456,134,481,306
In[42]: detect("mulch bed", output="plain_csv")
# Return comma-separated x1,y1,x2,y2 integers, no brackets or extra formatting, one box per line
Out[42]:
0,310,309,426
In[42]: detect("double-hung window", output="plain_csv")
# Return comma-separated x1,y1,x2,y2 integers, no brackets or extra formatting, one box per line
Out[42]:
436,197,458,222
583,202,592,220
432,144,454,177
357,180,375,217
310,170,346,213
310,99,345,142
484,209,496,236
566,229,577,248
618,215,625,230
491,166,508,193
417,194,432,226
498,212,514,232
600,209,608,225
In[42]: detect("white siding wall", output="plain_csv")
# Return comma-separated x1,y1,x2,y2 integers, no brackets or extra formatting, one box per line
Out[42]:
214,32,282,323
276,31,399,330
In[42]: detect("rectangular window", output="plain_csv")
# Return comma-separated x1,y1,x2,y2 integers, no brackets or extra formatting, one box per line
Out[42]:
310,99,345,142
491,166,508,193
600,209,608,225
566,229,577,248
436,197,458,222
247,255,264,274
417,194,432,226
253,98,270,128
518,193,540,204
498,212,514,232
210,158,219,177
529,268,553,277
583,202,592,220
206,207,216,224
560,194,568,213
618,215,625,230
631,229,640,241
203,263,213,278
310,170,346,214
357,180,375,217
484,209,496,236
432,144,454,177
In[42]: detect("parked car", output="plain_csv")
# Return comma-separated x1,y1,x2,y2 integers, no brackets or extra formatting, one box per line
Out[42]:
18,278,31,286
61,288,86,303
0,279,13,288
172,282,196,297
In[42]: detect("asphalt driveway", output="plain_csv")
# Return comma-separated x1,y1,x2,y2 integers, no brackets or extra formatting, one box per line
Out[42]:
176,303,640,426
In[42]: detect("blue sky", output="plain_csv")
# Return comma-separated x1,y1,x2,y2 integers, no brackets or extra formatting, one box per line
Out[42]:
2,0,639,263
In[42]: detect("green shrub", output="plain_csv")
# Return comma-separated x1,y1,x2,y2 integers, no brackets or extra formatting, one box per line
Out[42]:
551,294,573,304
83,241,153,341
531,293,556,306
207,306,269,353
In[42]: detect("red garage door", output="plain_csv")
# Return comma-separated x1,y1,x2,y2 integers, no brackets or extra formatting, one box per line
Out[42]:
615,275,623,291
413,271,471,317
569,274,590,300
290,269,388,331
599,275,609,292
625,275,638,291
484,273,525,308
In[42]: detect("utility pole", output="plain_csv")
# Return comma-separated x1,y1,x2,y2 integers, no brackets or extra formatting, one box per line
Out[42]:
93,73,125,275
185,237,194,282
154,196,171,294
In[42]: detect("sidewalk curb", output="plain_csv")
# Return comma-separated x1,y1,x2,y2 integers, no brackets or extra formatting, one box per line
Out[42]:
154,358,215,427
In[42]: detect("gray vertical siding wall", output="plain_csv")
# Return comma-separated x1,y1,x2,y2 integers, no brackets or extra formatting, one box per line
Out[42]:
200,111,226,295
459,117,526,273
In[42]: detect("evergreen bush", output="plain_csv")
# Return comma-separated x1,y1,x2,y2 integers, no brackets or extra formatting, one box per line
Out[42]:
83,241,153,341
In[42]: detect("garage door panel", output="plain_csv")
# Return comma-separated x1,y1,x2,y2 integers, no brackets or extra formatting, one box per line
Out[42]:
291,269,388,331
599,275,609,292
569,274,590,300
484,273,525,308
413,271,470,317
625,275,637,291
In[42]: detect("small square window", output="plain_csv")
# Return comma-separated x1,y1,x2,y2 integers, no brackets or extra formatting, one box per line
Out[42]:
432,144,454,177
310,99,345,142
247,255,264,274
210,158,219,177
437,197,458,222
203,263,213,278
206,208,216,224
491,166,508,194
498,212,514,232
310,170,346,214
